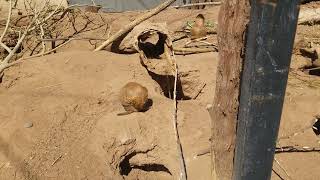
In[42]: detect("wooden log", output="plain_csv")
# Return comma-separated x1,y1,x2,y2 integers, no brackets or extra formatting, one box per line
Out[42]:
207,0,250,179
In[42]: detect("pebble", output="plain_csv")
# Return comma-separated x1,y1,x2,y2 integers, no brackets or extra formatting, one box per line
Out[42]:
206,104,213,110
24,122,33,128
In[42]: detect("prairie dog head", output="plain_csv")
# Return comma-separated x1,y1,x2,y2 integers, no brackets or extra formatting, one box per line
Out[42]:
195,14,205,27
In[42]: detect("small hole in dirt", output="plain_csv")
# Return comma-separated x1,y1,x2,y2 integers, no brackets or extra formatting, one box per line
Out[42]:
312,117,320,136
147,71,191,100
142,99,153,112
301,0,318,5
303,66,320,76
138,32,166,59
119,152,172,176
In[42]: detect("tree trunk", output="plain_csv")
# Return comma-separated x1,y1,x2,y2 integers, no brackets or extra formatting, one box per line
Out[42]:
208,0,250,179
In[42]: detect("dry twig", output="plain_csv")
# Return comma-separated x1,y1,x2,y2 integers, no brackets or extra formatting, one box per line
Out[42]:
173,1,222,9
272,168,285,180
0,0,13,53
1,38,72,73
0,16,36,75
173,47,218,55
275,146,320,153
40,37,107,41
172,53,187,180
274,158,292,180
51,155,63,166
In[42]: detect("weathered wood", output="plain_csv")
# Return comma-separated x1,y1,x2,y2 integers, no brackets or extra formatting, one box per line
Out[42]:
233,0,300,180
173,1,221,9
207,0,250,179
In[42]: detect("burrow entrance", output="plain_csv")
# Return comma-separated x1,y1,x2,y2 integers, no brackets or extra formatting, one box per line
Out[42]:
147,71,191,100
137,32,201,100
119,151,172,178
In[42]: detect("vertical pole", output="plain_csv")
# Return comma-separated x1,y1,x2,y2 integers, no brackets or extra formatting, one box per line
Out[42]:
233,0,300,180
208,0,250,179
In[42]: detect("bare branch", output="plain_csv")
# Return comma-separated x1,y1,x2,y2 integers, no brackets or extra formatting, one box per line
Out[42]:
173,1,221,9
1,13,38,75
4,38,72,69
39,24,46,54
274,158,292,180
0,0,12,42
27,0,64,32
0,42,12,53
0,0,13,53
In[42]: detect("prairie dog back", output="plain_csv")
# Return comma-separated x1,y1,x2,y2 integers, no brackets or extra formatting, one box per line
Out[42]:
118,82,149,115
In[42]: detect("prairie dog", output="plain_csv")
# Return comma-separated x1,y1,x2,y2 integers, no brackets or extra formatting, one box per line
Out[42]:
117,82,149,116
190,14,207,40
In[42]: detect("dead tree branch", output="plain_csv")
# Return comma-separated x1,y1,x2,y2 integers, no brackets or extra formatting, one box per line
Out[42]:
0,18,35,74
0,0,13,54
173,1,222,9
0,0,65,76
207,0,250,179
275,146,320,153
173,47,218,55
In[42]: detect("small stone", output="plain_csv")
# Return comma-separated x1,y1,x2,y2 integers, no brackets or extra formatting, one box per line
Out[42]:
24,122,33,128
206,104,212,110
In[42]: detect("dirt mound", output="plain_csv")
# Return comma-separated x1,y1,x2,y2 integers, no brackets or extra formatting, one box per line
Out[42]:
1,3,320,180
0,51,216,179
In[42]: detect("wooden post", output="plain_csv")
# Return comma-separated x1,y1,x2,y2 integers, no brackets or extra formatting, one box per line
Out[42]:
233,0,300,180
208,0,250,179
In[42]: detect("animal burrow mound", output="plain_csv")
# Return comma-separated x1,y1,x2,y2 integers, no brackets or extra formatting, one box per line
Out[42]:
102,137,176,180
119,21,175,76
119,151,172,178
119,21,206,100
147,69,206,100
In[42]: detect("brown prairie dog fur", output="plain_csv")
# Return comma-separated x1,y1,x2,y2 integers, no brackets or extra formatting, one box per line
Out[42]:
118,82,149,116
190,14,207,40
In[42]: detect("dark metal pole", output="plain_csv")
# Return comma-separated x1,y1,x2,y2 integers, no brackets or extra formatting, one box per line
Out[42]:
233,0,300,180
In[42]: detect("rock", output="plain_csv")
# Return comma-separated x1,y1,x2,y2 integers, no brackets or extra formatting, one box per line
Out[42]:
24,121,33,128
206,104,212,110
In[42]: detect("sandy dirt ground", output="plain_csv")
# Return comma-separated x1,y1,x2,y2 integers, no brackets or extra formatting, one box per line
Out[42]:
0,2,320,180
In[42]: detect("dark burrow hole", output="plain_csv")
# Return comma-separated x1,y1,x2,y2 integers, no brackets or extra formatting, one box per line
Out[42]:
312,116,320,136
119,152,172,176
138,32,166,59
148,71,192,100
301,0,319,5
303,65,320,76
137,31,192,100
